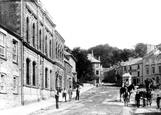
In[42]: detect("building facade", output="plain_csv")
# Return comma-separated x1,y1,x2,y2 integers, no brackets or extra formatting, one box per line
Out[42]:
143,50,161,86
0,0,66,109
122,58,143,85
0,24,22,109
88,52,103,84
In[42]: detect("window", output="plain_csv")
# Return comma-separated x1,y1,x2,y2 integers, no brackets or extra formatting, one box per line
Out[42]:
50,70,52,89
152,67,155,74
13,76,18,94
45,68,48,88
138,71,140,76
26,17,29,43
32,23,35,47
39,30,41,50
0,73,6,93
146,67,149,75
158,66,161,74
0,32,5,58
56,42,57,59
96,70,99,75
138,65,140,69
49,40,52,58
45,36,48,56
32,62,36,86
26,58,30,85
130,66,131,70
12,39,18,63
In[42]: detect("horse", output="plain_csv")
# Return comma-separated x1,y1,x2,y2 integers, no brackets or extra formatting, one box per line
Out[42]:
120,83,135,102
123,89,129,106
146,89,153,106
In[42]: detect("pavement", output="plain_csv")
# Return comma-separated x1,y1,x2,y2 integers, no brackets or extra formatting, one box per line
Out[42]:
0,84,94,115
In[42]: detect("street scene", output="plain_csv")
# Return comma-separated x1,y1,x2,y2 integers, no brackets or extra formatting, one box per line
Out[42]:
0,0,161,115
29,83,161,115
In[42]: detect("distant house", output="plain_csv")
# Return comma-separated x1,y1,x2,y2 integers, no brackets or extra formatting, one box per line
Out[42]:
64,51,77,89
122,57,143,85
88,51,103,85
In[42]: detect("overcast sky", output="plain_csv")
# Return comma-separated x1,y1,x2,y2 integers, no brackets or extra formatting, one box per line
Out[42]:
41,0,161,50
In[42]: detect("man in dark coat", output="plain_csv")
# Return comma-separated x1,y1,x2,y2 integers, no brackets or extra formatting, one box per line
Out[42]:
135,89,140,107
75,86,80,100
55,88,59,109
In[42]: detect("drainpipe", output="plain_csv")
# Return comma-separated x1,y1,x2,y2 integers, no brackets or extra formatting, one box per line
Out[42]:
20,0,24,105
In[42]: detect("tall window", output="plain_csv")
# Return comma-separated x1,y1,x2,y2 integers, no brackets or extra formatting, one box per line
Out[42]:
152,67,155,74
26,17,29,43
50,70,52,90
26,58,30,85
146,67,149,75
45,68,48,88
33,62,36,86
0,32,5,58
32,23,35,47
45,36,48,56
158,66,161,74
12,39,18,63
56,42,57,59
138,65,140,69
13,76,18,94
0,73,6,93
49,40,52,58
39,30,41,50
137,71,140,76
96,70,99,75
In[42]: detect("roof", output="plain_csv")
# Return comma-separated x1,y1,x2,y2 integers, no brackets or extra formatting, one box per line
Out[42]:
122,58,143,66
144,50,160,59
88,54,100,63
64,50,77,62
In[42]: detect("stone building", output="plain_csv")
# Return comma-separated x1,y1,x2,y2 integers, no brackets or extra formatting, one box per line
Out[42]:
0,0,65,108
64,51,73,90
0,24,22,109
88,51,103,85
122,57,143,85
143,49,161,86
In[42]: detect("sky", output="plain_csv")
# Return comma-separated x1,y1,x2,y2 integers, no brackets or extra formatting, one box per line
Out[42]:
41,0,161,50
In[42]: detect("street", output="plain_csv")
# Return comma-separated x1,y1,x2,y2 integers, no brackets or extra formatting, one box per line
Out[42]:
30,84,161,115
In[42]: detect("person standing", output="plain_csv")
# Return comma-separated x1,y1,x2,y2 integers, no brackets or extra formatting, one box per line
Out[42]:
156,94,160,109
55,88,59,109
63,88,67,102
68,86,72,101
135,89,140,107
75,86,80,100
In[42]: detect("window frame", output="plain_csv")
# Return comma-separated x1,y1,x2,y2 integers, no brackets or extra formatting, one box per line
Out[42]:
0,73,7,93
13,75,19,94
12,39,18,63
0,32,6,59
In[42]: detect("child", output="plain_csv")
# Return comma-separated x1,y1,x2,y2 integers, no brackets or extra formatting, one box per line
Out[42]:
156,94,160,109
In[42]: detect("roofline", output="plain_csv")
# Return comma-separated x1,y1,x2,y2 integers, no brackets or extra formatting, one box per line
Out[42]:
55,30,65,43
0,24,22,41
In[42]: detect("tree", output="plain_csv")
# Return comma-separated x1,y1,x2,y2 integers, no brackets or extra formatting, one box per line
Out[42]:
72,47,95,83
134,43,147,57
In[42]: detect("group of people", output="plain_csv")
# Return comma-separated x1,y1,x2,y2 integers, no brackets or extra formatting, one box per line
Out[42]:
122,79,161,109
55,86,80,109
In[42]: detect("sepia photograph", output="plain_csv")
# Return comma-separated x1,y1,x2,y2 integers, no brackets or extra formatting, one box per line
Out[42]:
0,0,161,114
